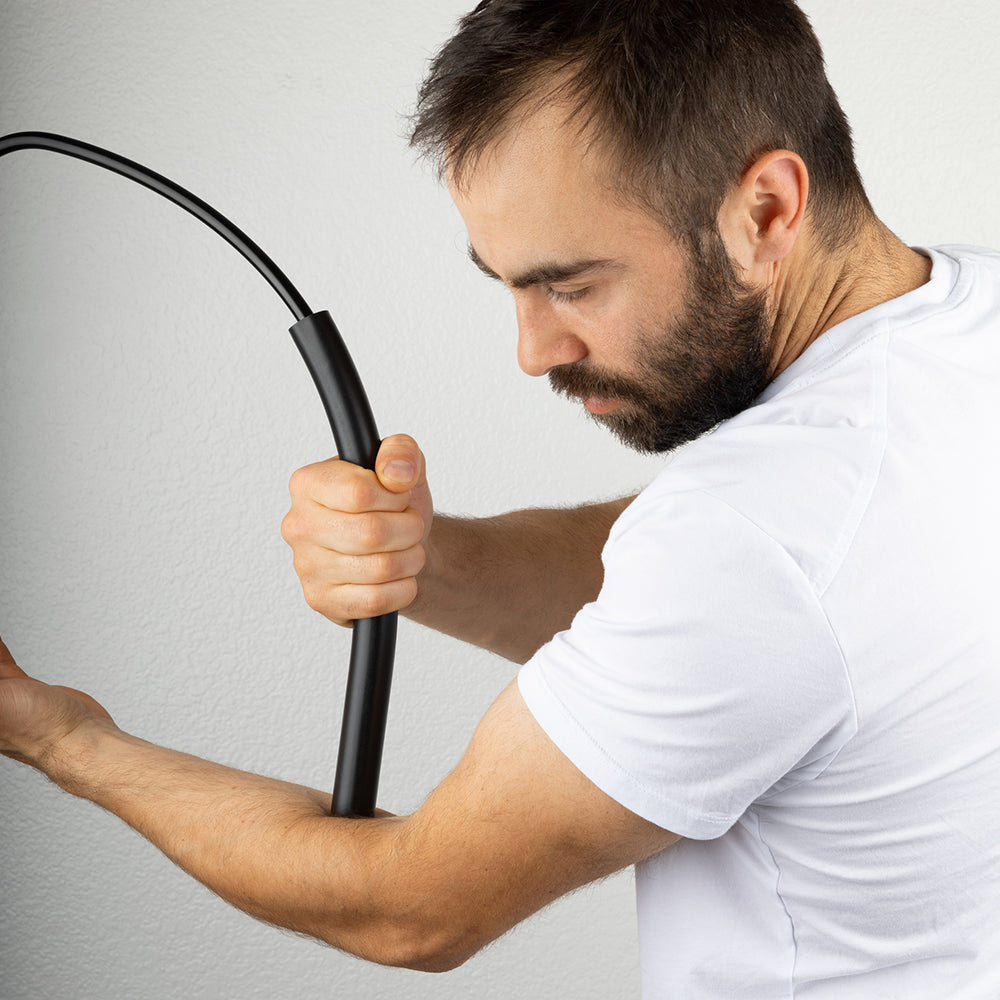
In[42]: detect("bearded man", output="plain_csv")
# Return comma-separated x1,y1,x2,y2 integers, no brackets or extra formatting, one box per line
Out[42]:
4,3,999,997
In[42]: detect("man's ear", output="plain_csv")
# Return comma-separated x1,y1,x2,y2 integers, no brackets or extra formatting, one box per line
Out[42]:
718,150,809,273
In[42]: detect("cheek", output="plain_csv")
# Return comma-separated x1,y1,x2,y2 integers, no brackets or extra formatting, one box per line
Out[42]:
627,258,690,333
576,286,652,361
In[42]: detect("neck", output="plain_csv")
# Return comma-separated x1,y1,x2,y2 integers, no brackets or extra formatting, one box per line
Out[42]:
766,216,932,377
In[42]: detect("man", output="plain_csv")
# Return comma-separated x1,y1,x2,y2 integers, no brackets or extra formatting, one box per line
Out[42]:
3,1,999,996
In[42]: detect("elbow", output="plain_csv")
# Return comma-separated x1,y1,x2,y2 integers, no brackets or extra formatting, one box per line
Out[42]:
305,817,505,972
315,914,486,974
392,940,475,975
372,921,486,974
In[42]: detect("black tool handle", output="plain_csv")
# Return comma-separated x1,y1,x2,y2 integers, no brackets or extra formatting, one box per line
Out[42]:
289,310,397,817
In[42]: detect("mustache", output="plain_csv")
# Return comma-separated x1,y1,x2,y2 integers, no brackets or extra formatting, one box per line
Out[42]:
547,361,648,408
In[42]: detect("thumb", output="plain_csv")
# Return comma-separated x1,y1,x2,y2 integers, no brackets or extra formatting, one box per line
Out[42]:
0,636,30,679
375,433,425,494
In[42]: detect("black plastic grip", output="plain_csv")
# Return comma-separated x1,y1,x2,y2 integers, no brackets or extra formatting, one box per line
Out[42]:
289,310,397,817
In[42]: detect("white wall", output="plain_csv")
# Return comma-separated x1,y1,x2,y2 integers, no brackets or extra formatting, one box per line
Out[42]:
1,3,997,998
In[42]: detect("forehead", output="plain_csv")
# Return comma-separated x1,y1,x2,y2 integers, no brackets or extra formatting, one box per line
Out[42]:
447,100,676,274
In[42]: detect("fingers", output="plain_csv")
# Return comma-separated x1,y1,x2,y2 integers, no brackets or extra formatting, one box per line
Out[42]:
321,577,421,623
0,636,30,680
292,537,427,613
375,434,426,495
282,434,434,626
282,470,426,558
288,460,409,517
287,437,426,515
291,504,426,557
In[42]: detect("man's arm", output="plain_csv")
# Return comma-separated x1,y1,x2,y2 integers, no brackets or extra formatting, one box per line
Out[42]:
0,640,677,971
410,501,631,661
281,434,633,663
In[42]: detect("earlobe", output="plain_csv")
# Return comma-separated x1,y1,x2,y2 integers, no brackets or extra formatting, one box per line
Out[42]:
719,150,809,270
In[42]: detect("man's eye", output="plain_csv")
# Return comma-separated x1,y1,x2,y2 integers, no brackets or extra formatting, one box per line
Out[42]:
545,286,592,305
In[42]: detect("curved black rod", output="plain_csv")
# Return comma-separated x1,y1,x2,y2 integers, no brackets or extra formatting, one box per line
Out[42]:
0,131,312,321
0,131,396,817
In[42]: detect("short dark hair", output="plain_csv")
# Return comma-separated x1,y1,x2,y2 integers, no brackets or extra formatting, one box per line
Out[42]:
409,0,872,249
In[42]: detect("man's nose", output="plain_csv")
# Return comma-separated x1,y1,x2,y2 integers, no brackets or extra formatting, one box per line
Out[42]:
514,296,587,377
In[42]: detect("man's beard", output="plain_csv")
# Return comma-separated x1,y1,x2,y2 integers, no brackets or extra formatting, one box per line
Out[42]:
547,231,774,454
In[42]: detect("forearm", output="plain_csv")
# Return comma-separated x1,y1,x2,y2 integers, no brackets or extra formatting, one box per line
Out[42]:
406,496,634,663
3,645,676,977
48,721,440,969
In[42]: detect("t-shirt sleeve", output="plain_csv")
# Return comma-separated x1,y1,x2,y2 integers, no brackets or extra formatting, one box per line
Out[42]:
517,487,857,840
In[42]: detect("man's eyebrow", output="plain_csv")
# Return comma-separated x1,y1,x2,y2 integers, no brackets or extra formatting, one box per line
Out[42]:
468,244,503,281
467,244,622,289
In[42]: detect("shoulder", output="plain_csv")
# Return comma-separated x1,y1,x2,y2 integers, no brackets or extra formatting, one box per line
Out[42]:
613,353,888,597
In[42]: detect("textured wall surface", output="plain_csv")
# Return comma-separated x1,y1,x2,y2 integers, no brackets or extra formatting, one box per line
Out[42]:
1,3,998,998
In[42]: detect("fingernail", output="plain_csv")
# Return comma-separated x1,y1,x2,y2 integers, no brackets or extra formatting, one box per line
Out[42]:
382,460,415,485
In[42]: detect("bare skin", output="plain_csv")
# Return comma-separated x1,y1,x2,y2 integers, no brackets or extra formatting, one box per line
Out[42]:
0,97,930,968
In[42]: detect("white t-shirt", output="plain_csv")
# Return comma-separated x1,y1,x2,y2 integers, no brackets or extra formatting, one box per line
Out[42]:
518,246,1000,999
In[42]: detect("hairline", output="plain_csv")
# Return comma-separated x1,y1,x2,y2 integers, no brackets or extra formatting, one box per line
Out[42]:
443,67,752,249
431,53,867,255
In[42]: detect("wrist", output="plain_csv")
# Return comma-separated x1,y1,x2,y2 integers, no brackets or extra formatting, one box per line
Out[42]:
406,514,447,621
43,716,124,799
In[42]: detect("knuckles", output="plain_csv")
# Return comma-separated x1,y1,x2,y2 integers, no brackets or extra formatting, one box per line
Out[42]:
282,453,425,627
346,579,418,621
279,509,301,546
368,546,426,585
287,461,384,515
343,474,384,514
353,511,391,552
301,581,329,615
351,589,392,621
287,464,317,501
